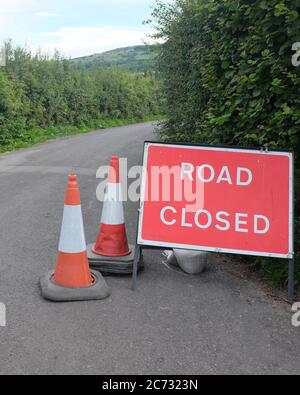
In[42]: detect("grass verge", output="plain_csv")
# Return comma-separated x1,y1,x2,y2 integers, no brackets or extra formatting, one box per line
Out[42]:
0,114,163,154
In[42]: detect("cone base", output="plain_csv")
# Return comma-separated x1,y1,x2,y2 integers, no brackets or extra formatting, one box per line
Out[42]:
88,243,134,261
91,247,131,258
87,244,143,275
40,270,110,302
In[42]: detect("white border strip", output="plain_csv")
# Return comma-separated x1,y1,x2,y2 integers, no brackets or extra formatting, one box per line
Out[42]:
137,143,294,260
59,205,86,253
101,183,125,225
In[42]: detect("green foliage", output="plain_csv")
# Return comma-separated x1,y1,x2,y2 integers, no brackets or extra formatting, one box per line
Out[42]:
0,70,29,145
72,45,158,74
0,114,162,153
0,42,163,150
151,0,300,288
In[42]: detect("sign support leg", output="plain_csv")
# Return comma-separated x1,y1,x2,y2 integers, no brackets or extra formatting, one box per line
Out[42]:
132,245,141,291
288,258,295,305
288,159,295,305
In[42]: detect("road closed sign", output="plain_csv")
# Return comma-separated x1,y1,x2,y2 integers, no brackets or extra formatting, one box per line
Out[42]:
137,142,294,259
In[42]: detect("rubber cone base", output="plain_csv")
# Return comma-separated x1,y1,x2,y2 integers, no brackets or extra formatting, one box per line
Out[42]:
87,244,143,275
40,270,110,302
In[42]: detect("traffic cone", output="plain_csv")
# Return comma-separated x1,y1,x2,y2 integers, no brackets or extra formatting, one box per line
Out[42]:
40,174,110,302
87,156,142,275
93,156,130,257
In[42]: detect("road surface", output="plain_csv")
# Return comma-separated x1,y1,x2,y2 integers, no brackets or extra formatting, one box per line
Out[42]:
0,122,299,375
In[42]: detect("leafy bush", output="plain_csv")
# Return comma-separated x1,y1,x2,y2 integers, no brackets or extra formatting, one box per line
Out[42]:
151,0,300,288
0,42,163,148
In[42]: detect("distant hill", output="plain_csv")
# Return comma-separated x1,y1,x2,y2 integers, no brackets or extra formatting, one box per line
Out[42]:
72,45,158,73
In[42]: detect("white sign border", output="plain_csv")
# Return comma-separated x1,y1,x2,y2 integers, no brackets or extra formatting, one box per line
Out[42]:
137,142,294,260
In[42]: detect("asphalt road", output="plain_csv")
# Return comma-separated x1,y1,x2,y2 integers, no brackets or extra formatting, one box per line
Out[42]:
0,122,299,375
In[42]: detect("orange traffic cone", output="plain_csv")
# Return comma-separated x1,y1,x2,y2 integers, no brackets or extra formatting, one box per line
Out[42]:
40,174,110,302
92,156,131,257
87,157,142,275
54,174,93,288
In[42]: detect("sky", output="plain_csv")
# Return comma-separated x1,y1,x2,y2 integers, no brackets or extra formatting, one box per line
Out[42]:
0,0,160,58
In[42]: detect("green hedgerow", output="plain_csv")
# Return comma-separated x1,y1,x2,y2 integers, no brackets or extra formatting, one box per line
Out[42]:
151,0,300,288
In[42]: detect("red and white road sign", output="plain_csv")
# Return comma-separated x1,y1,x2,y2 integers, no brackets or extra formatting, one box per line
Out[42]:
137,143,294,259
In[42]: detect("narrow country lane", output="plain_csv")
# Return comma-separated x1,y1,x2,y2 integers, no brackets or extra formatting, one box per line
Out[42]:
0,122,299,375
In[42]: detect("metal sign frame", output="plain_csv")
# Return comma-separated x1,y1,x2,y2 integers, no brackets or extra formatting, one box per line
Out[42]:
132,142,295,302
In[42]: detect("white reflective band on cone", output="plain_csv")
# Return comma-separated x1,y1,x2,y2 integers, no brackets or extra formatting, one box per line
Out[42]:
58,205,87,253
101,183,125,225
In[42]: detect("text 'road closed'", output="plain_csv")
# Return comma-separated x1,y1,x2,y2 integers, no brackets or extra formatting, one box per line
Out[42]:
138,143,293,259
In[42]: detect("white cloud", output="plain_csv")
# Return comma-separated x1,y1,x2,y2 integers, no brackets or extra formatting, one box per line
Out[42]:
33,26,150,58
0,0,37,29
34,12,59,17
0,0,36,10
0,0,157,56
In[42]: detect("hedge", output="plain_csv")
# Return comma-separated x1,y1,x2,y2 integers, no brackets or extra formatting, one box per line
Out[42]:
151,0,300,287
